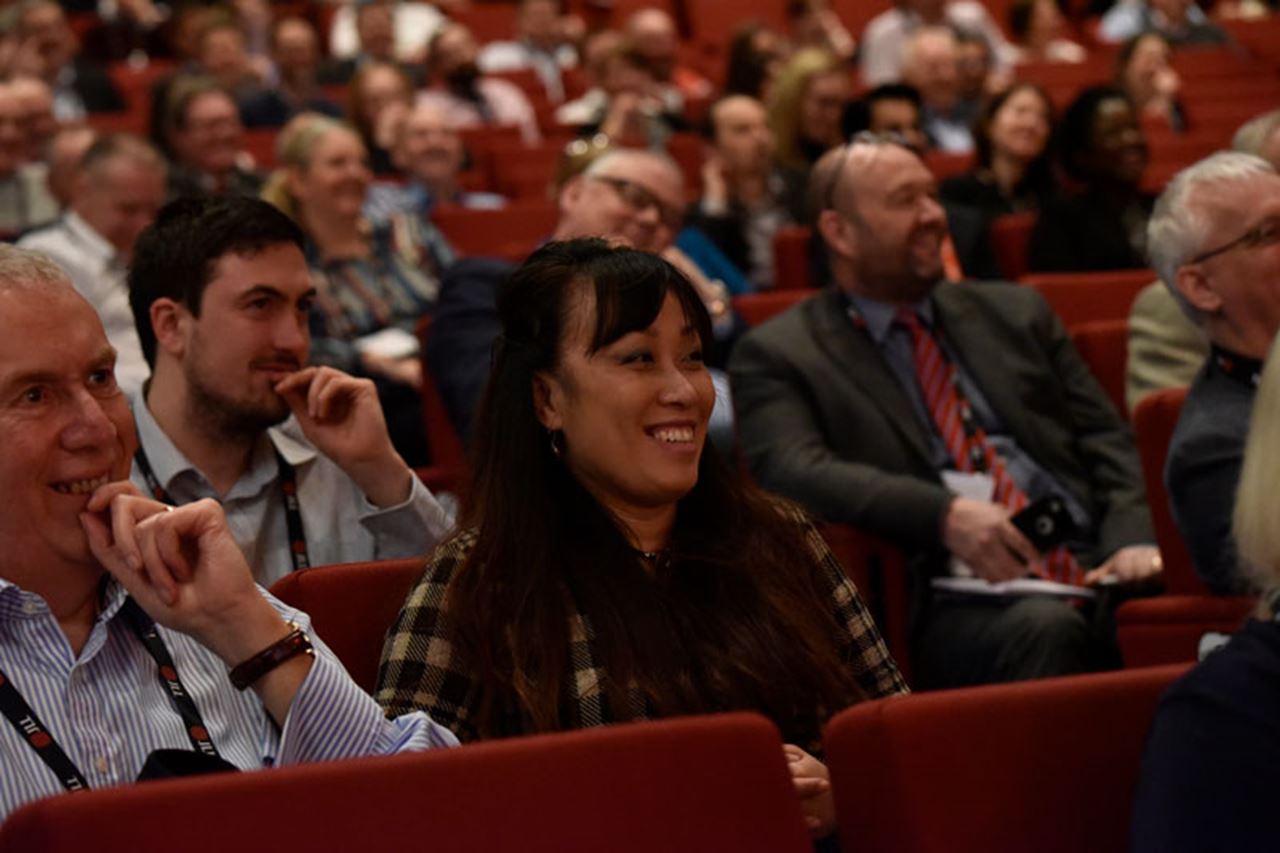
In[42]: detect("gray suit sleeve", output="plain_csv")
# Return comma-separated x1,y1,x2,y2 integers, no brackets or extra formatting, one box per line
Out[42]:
1166,426,1245,594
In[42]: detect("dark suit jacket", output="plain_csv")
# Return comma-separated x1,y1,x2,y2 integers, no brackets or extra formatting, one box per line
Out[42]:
1028,189,1154,273
1165,357,1254,594
729,283,1153,570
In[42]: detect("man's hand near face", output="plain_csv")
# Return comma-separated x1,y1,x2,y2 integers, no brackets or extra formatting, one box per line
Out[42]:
274,366,414,508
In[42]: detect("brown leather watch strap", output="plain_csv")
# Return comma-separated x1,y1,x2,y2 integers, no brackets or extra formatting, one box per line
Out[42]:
228,623,314,691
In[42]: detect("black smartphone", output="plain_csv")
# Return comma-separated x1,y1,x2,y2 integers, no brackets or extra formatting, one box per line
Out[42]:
1011,496,1078,552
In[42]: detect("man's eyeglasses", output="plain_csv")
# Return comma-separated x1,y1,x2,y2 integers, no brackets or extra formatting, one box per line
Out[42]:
1187,218,1280,266
590,175,685,231
821,130,920,212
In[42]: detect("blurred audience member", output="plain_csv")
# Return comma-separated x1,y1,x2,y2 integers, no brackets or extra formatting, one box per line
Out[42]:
328,0,444,64
841,83,928,151
955,27,1009,100
318,0,424,86
767,48,850,171
1234,109,1280,169
724,21,789,102
164,77,264,200
3,0,125,121
1029,86,1152,272
479,0,579,103
556,36,685,146
1009,0,1087,63
9,74,55,161
861,0,1014,87
941,82,1057,221
346,60,415,174
18,133,165,394
194,15,267,101
901,27,976,154
624,7,713,102
1116,32,1184,132
240,17,341,128
420,22,541,145
1099,0,1227,46
0,81,58,232
43,123,96,208
686,95,806,289
786,0,855,61
261,117,454,465
365,101,505,224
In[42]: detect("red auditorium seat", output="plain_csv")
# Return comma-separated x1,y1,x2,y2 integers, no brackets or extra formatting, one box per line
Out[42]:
819,523,913,683
487,139,561,198
414,315,468,489
988,211,1036,281
772,224,813,290
241,127,279,170
1131,387,1204,595
732,289,818,327
1020,268,1153,329
1070,319,1129,416
432,199,558,261
1116,594,1254,668
0,713,812,853
685,0,788,50
451,2,518,44
923,149,975,181
824,664,1190,853
268,557,426,693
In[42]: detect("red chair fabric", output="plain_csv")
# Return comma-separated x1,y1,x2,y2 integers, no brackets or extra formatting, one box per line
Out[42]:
432,200,558,260
1116,595,1254,668
819,523,913,683
0,713,812,853
824,664,1189,853
772,224,813,290
269,557,426,693
414,315,468,484
732,290,818,328
988,211,1036,282
1132,387,1204,595
1070,318,1129,416
1020,268,1153,329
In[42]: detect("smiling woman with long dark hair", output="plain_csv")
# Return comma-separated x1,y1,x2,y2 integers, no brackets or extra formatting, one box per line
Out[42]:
376,238,906,838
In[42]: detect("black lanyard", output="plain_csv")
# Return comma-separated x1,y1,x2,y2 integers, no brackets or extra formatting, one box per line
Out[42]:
0,598,220,792
133,445,311,572
1212,345,1262,389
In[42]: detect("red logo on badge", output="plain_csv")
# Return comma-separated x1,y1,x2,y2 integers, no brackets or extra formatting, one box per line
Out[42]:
282,480,296,496
292,541,306,553
30,732,50,748
160,666,178,681
190,726,208,741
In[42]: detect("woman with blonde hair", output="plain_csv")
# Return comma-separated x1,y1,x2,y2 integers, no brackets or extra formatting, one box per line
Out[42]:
1132,334,1280,850
766,48,850,171
261,115,453,464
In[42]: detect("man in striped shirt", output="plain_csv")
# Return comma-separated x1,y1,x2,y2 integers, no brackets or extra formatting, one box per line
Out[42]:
0,246,456,821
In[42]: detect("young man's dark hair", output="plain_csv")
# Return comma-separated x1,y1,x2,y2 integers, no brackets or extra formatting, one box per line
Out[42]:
128,196,306,366
841,83,923,138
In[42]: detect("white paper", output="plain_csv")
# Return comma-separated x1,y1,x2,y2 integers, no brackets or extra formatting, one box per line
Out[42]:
930,576,1097,600
941,471,995,578
353,327,420,360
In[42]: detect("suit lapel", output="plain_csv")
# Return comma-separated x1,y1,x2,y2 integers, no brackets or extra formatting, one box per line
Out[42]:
809,289,937,468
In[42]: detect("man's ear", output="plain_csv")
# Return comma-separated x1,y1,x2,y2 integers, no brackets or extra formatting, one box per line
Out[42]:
150,297,190,360
1174,264,1222,315
532,370,565,431
817,208,857,260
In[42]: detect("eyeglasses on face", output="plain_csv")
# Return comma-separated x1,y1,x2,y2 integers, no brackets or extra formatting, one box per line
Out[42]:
1187,217,1280,266
590,174,684,231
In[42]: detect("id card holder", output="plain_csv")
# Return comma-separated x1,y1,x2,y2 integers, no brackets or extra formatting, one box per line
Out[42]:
941,471,994,578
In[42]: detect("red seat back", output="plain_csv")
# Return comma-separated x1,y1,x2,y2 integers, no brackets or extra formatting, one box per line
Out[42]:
772,224,813,290
1020,269,1153,329
824,664,1189,853
415,315,469,483
732,290,818,328
1116,595,1254,667
819,523,913,683
988,211,1036,282
1132,387,1205,595
1070,319,1129,417
268,557,426,693
0,713,812,853
432,200,558,260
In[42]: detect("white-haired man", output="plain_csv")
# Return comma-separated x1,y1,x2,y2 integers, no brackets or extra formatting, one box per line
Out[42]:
1151,151,1280,594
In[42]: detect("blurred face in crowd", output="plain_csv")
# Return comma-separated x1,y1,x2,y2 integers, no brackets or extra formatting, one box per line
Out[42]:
519,0,562,50
988,85,1051,164
903,30,958,110
173,90,244,177
821,142,949,302
273,18,320,83
535,289,715,520
711,96,775,177
1120,34,1172,103
0,282,135,577
601,53,657,98
0,87,28,178
75,154,167,260
582,30,624,87
354,64,413,137
1029,0,1067,45
9,77,55,161
1081,96,1148,186
868,96,928,152
16,2,75,80
199,25,251,91
955,38,991,101
356,2,395,60
799,69,850,150
45,126,96,207
627,10,678,81
432,24,481,85
558,151,684,252
290,126,371,221
394,104,465,189
1177,172,1280,357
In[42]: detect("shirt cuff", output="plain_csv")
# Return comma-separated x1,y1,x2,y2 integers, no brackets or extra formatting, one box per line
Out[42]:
358,475,455,552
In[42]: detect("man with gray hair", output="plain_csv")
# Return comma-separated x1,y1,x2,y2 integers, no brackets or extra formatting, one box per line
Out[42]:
1152,150,1280,593
19,133,167,394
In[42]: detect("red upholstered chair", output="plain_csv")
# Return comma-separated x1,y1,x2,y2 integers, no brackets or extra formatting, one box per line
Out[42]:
269,557,426,693
431,200,558,260
1070,319,1129,416
732,290,818,328
0,713,812,853
824,664,1189,853
1131,387,1203,595
1020,268,1154,329
772,224,813,290
1116,595,1254,668
413,315,468,492
988,211,1036,282
819,523,913,683
923,150,975,181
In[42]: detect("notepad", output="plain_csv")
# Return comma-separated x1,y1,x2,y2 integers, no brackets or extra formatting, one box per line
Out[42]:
931,577,1097,600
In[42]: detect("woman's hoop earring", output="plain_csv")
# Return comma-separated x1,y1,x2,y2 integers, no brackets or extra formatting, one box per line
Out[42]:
548,429,565,459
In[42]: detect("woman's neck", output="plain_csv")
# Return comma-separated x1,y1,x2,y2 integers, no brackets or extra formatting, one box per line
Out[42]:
303,207,366,261
611,502,678,555
989,151,1027,198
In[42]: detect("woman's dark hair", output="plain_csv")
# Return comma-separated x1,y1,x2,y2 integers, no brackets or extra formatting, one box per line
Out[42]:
725,21,772,99
1053,84,1135,182
450,238,867,741
972,81,1057,194
1115,30,1169,83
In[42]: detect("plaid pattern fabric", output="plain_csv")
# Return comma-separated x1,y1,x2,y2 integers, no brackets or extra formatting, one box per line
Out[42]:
375,522,908,746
